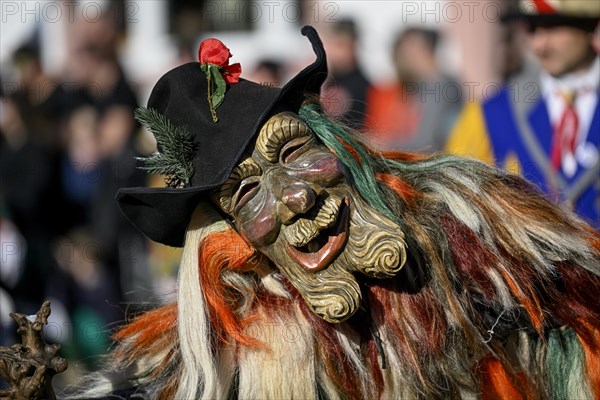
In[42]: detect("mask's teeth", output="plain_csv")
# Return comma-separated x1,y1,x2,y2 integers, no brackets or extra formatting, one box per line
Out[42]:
286,218,321,247
284,195,342,247
314,196,341,228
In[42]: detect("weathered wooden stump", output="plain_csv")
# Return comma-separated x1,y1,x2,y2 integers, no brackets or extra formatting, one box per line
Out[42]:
0,301,67,400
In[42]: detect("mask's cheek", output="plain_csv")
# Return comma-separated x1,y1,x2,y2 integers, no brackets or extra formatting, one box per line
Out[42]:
237,189,281,248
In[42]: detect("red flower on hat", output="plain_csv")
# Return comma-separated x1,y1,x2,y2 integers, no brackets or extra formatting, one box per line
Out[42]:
223,63,242,85
199,38,242,122
199,39,242,84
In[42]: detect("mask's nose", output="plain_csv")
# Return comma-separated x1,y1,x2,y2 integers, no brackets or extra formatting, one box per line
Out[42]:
280,182,316,223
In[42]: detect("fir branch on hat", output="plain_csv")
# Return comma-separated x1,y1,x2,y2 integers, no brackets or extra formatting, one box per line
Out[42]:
135,107,197,188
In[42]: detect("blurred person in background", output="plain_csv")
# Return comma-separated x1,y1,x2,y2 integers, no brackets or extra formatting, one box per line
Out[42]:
10,43,73,150
321,18,371,130
63,5,151,308
46,228,119,369
0,195,25,392
247,59,284,87
364,27,462,151
0,52,65,317
1,2,151,377
497,3,541,85
0,81,26,348
0,205,24,341
59,106,103,233
448,0,600,229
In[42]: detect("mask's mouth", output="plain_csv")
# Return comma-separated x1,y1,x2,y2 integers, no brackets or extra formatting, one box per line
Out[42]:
286,197,349,272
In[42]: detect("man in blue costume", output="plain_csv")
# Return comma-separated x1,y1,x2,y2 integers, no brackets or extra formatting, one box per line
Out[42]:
448,0,599,229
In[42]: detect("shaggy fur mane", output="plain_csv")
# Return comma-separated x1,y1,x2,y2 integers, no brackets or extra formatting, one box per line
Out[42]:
70,104,600,400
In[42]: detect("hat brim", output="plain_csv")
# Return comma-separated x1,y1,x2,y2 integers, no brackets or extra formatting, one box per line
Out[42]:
117,25,327,247
117,186,209,247
502,11,599,29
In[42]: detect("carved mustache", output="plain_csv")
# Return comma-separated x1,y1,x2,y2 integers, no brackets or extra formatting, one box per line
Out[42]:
283,195,342,248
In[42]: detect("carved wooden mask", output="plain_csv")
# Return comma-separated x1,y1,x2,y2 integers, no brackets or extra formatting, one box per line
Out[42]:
213,112,407,323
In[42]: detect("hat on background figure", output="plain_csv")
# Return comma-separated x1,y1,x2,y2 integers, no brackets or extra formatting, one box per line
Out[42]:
507,0,600,30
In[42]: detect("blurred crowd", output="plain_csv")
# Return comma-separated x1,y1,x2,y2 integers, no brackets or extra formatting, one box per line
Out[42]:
1,0,599,384
321,20,463,151
0,4,155,379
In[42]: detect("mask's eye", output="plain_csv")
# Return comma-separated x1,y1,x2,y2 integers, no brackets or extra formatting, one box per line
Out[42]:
232,176,260,211
215,158,261,214
280,136,313,164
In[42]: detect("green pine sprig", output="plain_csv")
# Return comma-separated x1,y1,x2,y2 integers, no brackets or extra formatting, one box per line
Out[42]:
135,107,197,187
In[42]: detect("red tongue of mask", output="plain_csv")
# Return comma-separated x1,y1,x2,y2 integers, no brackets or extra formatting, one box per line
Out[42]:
286,197,349,272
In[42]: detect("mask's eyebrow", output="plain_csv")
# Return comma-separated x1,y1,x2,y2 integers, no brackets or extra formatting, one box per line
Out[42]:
255,112,312,162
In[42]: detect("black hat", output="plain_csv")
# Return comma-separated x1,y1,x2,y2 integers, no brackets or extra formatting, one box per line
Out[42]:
117,26,327,247
502,0,599,30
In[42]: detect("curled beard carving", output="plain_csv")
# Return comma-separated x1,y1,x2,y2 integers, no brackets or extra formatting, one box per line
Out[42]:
275,260,362,323
341,196,407,279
